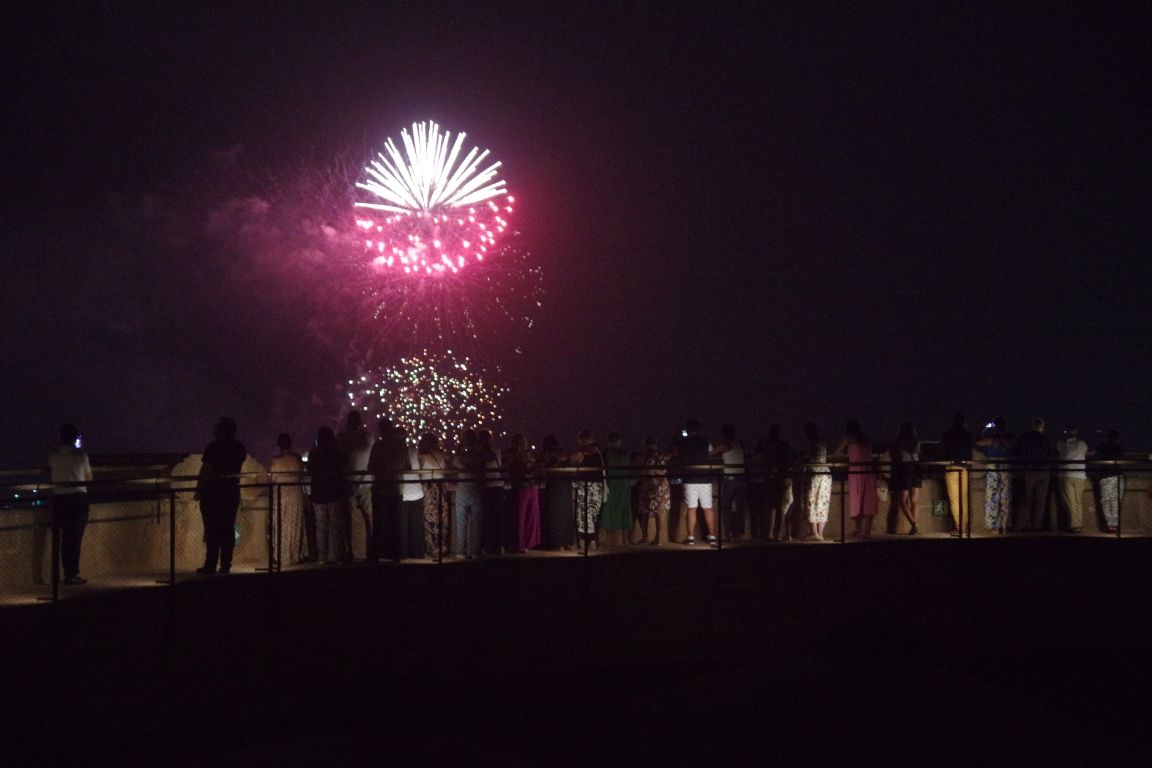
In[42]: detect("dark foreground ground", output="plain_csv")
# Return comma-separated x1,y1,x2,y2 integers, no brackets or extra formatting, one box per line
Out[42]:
3,538,1151,767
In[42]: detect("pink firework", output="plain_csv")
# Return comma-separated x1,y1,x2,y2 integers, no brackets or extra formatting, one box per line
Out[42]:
355,121,514,276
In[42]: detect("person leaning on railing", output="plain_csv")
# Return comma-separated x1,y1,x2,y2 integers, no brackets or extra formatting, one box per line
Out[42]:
1054,427,1089,533
195,417,247,575
308,427,351,565
939,412,973,537
1093,430,1125,533
268,433,312,564
974,418,1014,534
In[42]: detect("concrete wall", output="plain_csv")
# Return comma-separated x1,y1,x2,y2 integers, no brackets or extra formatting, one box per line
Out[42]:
3,464,1150,592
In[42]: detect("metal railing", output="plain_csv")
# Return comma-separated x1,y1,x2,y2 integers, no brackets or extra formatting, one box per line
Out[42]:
3,457,1150,604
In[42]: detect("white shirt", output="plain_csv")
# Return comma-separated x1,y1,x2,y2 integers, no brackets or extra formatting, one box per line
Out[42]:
48,446,91,494
721,442,745,476
401,446,424,501
1055,438,1088,479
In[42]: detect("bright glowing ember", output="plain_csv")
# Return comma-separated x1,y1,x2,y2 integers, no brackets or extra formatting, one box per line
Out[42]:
345,351,507,444
355,121,514,276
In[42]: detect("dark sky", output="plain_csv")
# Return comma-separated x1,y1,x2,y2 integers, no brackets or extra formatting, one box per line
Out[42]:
2,1,1150,466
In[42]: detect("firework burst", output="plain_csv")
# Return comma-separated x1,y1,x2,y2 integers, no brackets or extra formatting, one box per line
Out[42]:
345,351,507,444
355,121,514,276
348,121,541,364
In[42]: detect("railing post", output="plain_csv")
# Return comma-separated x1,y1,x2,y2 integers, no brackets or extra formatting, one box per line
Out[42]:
1115,468,1124,540
716,473,723,551
436,477,445,565
838,463,846,544
50,509,61,602
169,488,176,586
965,461,972,539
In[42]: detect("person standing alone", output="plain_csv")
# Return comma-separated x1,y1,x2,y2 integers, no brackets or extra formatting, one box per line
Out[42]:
196,417,248,574
47,423,93,585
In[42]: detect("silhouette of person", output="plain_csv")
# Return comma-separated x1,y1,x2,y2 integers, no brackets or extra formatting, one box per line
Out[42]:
711,423,747,542
801,422,832,540
634,436,671,545
367,419,411,562
762,424,792,541
538,434,574,550
46,423,93,585
268,432,311,564
195,417,247,574
309,426,351,564
1054,426,1089,532
337,410,374,560
1014,417,1054,531
676,418,716,546
599,431,633,546
452,429,488,559
939,412,973,536
1094,429,1125,532
892,421,922,535
975,417,1015,533
417,433,450,559
835,420,878,539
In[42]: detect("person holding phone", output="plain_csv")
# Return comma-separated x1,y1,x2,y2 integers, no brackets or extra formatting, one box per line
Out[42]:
46,423,93,585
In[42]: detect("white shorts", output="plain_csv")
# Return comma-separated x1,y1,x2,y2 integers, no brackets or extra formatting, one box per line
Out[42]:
683,482,713,510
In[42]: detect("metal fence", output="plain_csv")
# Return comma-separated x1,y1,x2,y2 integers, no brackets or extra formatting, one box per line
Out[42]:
3,457,1150,605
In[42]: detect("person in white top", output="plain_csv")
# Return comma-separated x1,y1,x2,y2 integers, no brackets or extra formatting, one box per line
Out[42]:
46,423,93,585
1054,426,1089,532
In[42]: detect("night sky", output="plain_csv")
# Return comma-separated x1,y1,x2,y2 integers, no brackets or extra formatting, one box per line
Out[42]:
3,1,1149,468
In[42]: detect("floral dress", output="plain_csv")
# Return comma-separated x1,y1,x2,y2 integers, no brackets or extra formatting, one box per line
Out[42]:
980,437,1012,530
637,451,671,522
805,442,832,524
419,449,449,558
572,448,606,536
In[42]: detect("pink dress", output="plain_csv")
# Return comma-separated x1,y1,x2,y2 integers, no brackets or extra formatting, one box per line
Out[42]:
846,440,878,518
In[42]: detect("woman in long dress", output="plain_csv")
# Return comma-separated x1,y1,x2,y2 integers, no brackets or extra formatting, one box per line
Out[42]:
835,420,878,539
598,431,633,546
538,434,574,550
569,429,606,551
975,418,1015,533
268,433,312,564
802,422,832,540
506,433,541,552
417,433,450,560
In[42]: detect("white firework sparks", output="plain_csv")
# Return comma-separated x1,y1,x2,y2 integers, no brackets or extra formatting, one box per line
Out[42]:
354,121,514,275
345,351,507,444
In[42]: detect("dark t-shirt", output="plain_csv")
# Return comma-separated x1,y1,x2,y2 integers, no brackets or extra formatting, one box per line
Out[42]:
200,438,248,506
1095,440,1125,479
308,443,349,504
679,433,711,482
940,426,973,463
1015,430,1053,463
